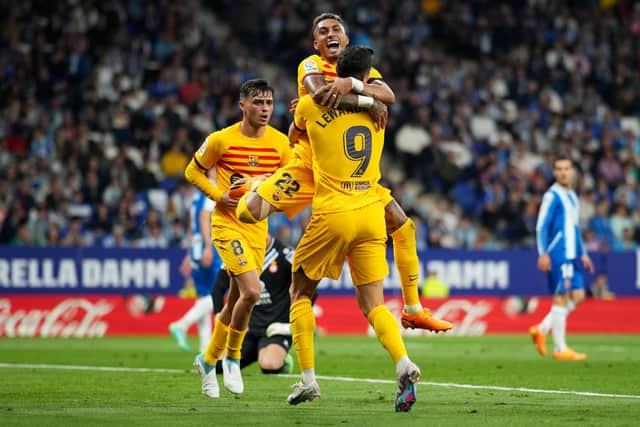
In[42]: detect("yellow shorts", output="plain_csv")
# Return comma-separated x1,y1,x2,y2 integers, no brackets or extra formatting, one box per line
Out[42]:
256,138,315,219
213,230,265,276
293,201,388,284
375,183,394,207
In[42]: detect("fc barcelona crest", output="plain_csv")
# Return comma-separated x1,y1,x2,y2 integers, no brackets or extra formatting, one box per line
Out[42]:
248,155,259,167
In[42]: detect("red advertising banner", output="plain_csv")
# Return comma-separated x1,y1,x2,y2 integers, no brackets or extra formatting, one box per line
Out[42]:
0,295,195,337
314,296,640,335
1,295,638,337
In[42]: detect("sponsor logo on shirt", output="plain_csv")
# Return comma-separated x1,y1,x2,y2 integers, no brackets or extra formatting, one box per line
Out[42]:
198,139,208,156
303,60,319,72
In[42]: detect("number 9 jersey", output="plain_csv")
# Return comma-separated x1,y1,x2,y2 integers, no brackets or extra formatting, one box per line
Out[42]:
293,95,383,214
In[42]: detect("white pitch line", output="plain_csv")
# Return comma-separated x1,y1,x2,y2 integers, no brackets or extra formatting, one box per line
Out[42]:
0,363,185,374
2,363,639,400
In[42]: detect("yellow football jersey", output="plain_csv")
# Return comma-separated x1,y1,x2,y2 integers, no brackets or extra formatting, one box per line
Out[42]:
297,54,383,97
294,95,383,214
194,123,291,247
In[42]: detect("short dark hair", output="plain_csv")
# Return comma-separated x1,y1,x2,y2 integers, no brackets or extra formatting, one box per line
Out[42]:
336,45,374,80
239,79,273,99
553,154,573,167
312,12,346,35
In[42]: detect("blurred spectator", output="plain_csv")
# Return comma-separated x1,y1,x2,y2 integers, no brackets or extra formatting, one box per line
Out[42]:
613,227,639,251
0,0,639,253
86,202,114,243
588,200,615,248
102,224,131,248
161,141,189,179
589,274,615,300
61,217,89,247
421,269,449,298
454,216,477,249
610,204,634,243
44,222,62,246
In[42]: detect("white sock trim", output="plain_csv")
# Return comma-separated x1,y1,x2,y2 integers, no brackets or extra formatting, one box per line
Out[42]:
395,356,411,376
302,368,316,386
403,304,423,315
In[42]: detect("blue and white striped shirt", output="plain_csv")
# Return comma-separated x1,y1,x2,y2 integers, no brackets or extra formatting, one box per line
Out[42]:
189,189,216,262
536,183,586,261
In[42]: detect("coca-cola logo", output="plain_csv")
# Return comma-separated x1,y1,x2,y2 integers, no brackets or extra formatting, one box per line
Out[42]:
0,298,113,338
432,299,492,336
367,299,493,336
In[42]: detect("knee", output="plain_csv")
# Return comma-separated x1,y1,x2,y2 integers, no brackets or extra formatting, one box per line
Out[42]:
259,358,283,373
241,285,261,305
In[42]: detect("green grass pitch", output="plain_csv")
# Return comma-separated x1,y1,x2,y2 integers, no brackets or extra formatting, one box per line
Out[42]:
1,335,639,426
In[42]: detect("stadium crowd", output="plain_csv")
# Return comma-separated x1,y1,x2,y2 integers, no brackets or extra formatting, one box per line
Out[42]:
1,0,639,253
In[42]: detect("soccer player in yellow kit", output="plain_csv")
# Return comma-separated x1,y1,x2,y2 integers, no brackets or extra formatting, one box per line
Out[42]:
238,13,451,333
185,79,291,398
283,46,421,412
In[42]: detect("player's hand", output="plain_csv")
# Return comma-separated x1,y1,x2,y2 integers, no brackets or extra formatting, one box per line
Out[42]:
320,77,352,108
220,191,239,209
313,84,343,109
179,255,191,277
581,254,594,273
537,253,551,273
369,100,388,131
289,98,299,114
201,246,213,268
288,121,306,147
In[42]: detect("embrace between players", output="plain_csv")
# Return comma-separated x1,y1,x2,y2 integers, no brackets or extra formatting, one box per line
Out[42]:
184,13,452,413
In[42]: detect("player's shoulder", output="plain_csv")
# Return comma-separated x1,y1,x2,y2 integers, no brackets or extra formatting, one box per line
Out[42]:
205,122,240,142
265,125,290,146
541,187,558,204
298,54,323,73
297,94,315,110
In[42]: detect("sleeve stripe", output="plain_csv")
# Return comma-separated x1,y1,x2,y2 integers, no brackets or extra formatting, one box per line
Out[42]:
193,156,207,171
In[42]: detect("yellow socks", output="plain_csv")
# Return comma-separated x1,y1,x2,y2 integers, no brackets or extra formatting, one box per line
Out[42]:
367,305,408,364
226,326,248,360
204,317,229,365
290,298,316,371
390,218,421,309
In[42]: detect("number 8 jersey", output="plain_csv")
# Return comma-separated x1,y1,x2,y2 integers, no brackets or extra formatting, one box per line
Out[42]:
293,94,383,214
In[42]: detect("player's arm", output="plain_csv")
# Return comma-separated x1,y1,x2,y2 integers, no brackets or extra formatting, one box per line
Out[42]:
361,79,395,105
304,74,388,109
303,74,387,130
316,76,396,107
179,252,191,277
288,118,307,148
576,225,594,273
535,193,555,272
185,157,223,203
185,136,239,209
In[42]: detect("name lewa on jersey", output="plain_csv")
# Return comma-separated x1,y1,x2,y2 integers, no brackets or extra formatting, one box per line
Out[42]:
315,106,368,128
218,146,281,176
